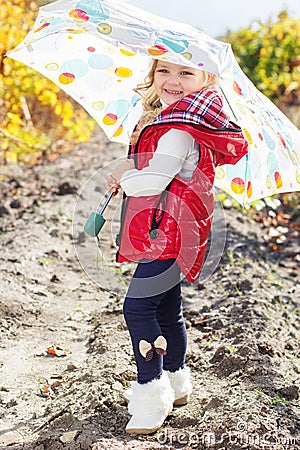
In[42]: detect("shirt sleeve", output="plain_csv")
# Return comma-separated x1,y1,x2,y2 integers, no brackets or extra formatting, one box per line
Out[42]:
120,129,194,197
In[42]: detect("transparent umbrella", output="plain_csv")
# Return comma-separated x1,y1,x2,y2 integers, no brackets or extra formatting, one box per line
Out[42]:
7,0,300,205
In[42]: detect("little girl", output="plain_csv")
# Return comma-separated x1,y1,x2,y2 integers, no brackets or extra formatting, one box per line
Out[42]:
107,59,248,434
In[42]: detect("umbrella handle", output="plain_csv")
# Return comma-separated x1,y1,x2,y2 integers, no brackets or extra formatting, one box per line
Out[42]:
98,191,114,215
84,191,114,237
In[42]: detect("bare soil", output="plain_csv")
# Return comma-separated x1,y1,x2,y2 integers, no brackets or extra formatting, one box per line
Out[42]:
0,134,299,450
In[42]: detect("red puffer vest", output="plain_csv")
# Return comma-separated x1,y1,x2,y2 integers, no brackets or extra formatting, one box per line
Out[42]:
116,99,248,282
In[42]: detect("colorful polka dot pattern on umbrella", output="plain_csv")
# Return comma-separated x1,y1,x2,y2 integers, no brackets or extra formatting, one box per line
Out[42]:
7,0,300,205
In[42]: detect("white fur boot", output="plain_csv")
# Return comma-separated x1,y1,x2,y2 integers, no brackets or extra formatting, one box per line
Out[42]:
123,382,135,404
123,366,192,407
125,371,175,434
164,366,192,406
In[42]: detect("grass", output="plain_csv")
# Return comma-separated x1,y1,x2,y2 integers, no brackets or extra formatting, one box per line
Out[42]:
37,257,53,266
254,389,298,406
219,268,243,297
227,249,235,267
115,267,128,288
284,306,298,328
202,336,218,351
229,345,238,355
68,406,81,430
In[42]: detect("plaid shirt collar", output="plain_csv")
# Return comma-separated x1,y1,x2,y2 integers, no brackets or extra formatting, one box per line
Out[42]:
152,89,230,130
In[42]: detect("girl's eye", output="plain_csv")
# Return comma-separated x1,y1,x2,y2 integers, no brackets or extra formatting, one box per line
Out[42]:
181,71,193,76
156,69,168,73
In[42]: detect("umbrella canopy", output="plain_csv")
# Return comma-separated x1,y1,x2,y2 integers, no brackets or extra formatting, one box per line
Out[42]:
7,0,300,205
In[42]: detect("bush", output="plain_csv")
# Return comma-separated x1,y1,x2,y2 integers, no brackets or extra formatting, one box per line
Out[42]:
224,11,300,108
0,0,95,164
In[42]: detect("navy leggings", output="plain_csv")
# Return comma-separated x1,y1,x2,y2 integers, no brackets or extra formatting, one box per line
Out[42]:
123,259,187,384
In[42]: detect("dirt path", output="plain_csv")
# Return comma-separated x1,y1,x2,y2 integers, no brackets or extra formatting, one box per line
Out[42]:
0,135,299,449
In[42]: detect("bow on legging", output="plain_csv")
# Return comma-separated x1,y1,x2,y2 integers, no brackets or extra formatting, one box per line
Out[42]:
139,335,167,361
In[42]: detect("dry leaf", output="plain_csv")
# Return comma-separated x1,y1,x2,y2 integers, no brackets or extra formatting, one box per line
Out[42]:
51,380,63,388
46,345,69,357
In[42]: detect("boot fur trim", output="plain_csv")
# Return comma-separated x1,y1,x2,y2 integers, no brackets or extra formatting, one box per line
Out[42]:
164,366,192,405
126,372,174,434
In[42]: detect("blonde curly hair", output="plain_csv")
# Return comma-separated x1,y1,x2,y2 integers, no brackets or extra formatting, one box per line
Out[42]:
131,59,218,143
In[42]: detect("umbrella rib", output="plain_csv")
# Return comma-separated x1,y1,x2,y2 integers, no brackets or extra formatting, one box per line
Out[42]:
220,87,238,122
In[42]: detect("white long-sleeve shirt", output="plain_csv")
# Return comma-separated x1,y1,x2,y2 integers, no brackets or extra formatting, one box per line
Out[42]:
120,129,199,197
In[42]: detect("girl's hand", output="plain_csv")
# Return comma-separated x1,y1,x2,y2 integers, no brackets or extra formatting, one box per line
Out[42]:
112,159,135,180
106,173,120,195
106,159,135,194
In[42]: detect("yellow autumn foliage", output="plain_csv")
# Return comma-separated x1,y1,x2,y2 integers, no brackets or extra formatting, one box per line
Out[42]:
224,11,300,105
0,0,95,164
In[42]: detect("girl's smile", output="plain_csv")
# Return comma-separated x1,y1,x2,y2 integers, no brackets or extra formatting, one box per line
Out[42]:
164,89,183,95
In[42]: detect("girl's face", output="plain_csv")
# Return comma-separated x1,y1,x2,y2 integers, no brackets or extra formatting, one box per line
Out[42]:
153,60,209,105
